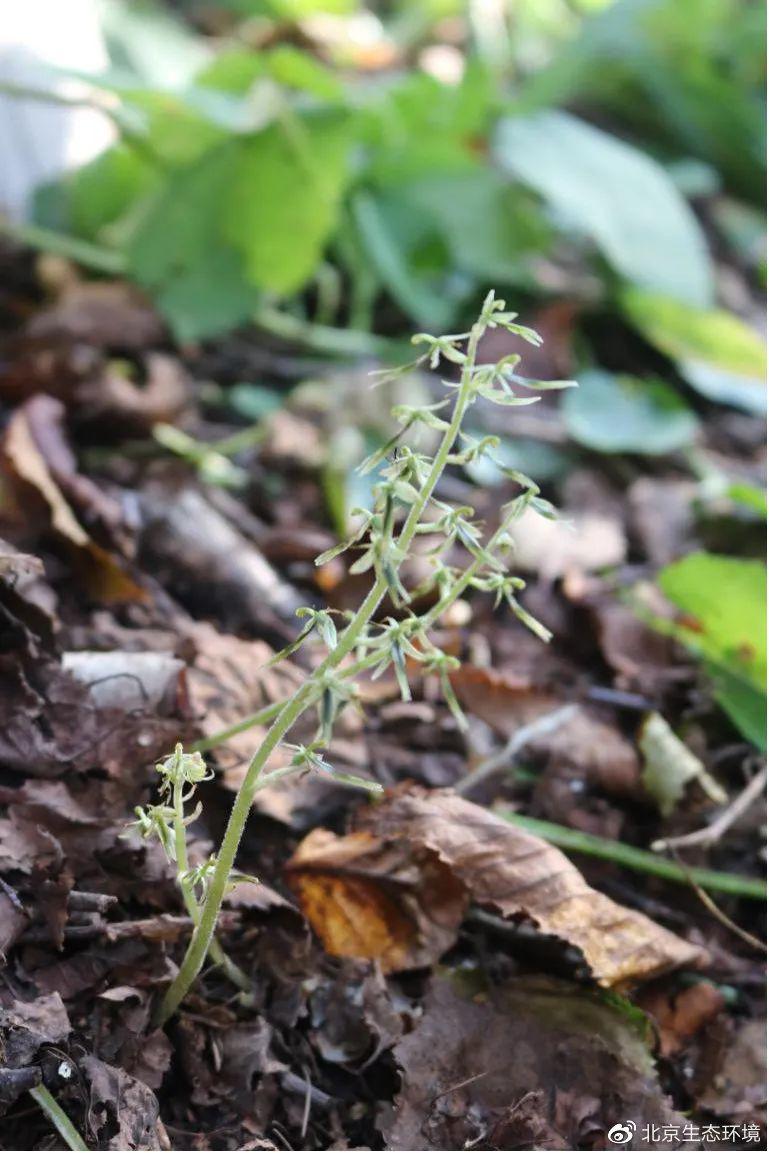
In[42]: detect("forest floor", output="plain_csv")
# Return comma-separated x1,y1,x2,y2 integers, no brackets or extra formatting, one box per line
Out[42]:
0,246,765,1152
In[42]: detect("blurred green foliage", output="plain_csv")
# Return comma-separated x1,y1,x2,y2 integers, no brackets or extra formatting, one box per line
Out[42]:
657,553,767,750
29,0,765,351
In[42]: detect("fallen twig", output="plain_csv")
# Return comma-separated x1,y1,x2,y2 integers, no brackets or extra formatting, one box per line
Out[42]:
457,704,578,796
652,766,767,852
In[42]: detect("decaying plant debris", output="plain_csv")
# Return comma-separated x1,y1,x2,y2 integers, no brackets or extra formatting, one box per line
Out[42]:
0,256,764,1152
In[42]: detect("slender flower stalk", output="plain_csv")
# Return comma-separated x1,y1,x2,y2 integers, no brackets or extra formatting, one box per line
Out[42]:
148,293,575,1024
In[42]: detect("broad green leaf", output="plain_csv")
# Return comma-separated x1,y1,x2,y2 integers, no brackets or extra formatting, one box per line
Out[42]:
153,248,258,342
127,142,258,340
225,113,353,295
266,46,344,101
196,45,342,101
69,144,158,241
120,89,227,165
658,552,766,748
195,49,267,95
563,369,699,454
621,289,767,414
493,110,713,307
351,191,459,331
402,169,552,284
363,63,494,185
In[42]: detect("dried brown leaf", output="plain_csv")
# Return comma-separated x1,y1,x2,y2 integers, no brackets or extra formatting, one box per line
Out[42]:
451,665,640,796
184,621,303,767
286,827,466,973
636,980,726,1058
81,1054,161,1151
1,399,146,604
288,787,704,986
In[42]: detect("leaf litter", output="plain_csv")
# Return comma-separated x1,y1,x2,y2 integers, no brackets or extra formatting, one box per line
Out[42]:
0,238,764,1151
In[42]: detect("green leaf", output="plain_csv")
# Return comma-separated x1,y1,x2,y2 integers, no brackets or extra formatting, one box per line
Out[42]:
224,112,353,295
621,289,767,414
121,88,228,165
402,169,552,284
562,369,699,454
152,248,258,342
658,552,766,748
126,142,259,340
362,63,494,185
726,482,768,519
516,0,766,203
493,110,713,306
265,46,344,100
196,44,342,101
351,190,459,330
68,144,159,241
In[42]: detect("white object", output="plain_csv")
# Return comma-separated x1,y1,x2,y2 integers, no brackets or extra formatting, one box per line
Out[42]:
0,0,115,221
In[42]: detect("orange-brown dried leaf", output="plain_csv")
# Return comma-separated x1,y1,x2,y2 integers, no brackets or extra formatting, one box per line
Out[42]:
286,827,466,973
291,786,704,986
637,979,726,1058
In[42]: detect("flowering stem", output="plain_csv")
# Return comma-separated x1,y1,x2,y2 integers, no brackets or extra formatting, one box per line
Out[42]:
155,320,484,1024
170,778,253,994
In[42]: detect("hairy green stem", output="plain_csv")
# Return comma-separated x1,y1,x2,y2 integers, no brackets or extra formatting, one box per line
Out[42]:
171,779,252,993
500,812,767,900
29,1085,88,1151
156,323,484,1023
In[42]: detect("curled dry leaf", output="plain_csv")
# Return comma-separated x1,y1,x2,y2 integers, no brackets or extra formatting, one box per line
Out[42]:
287,827,465,972
1,398,146,604
308,961,403,1069
287,786,704,987
76,352,192,436
0,992,71,1068
639,711,727,816
383,975,689,1152
81,1054,161,1151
